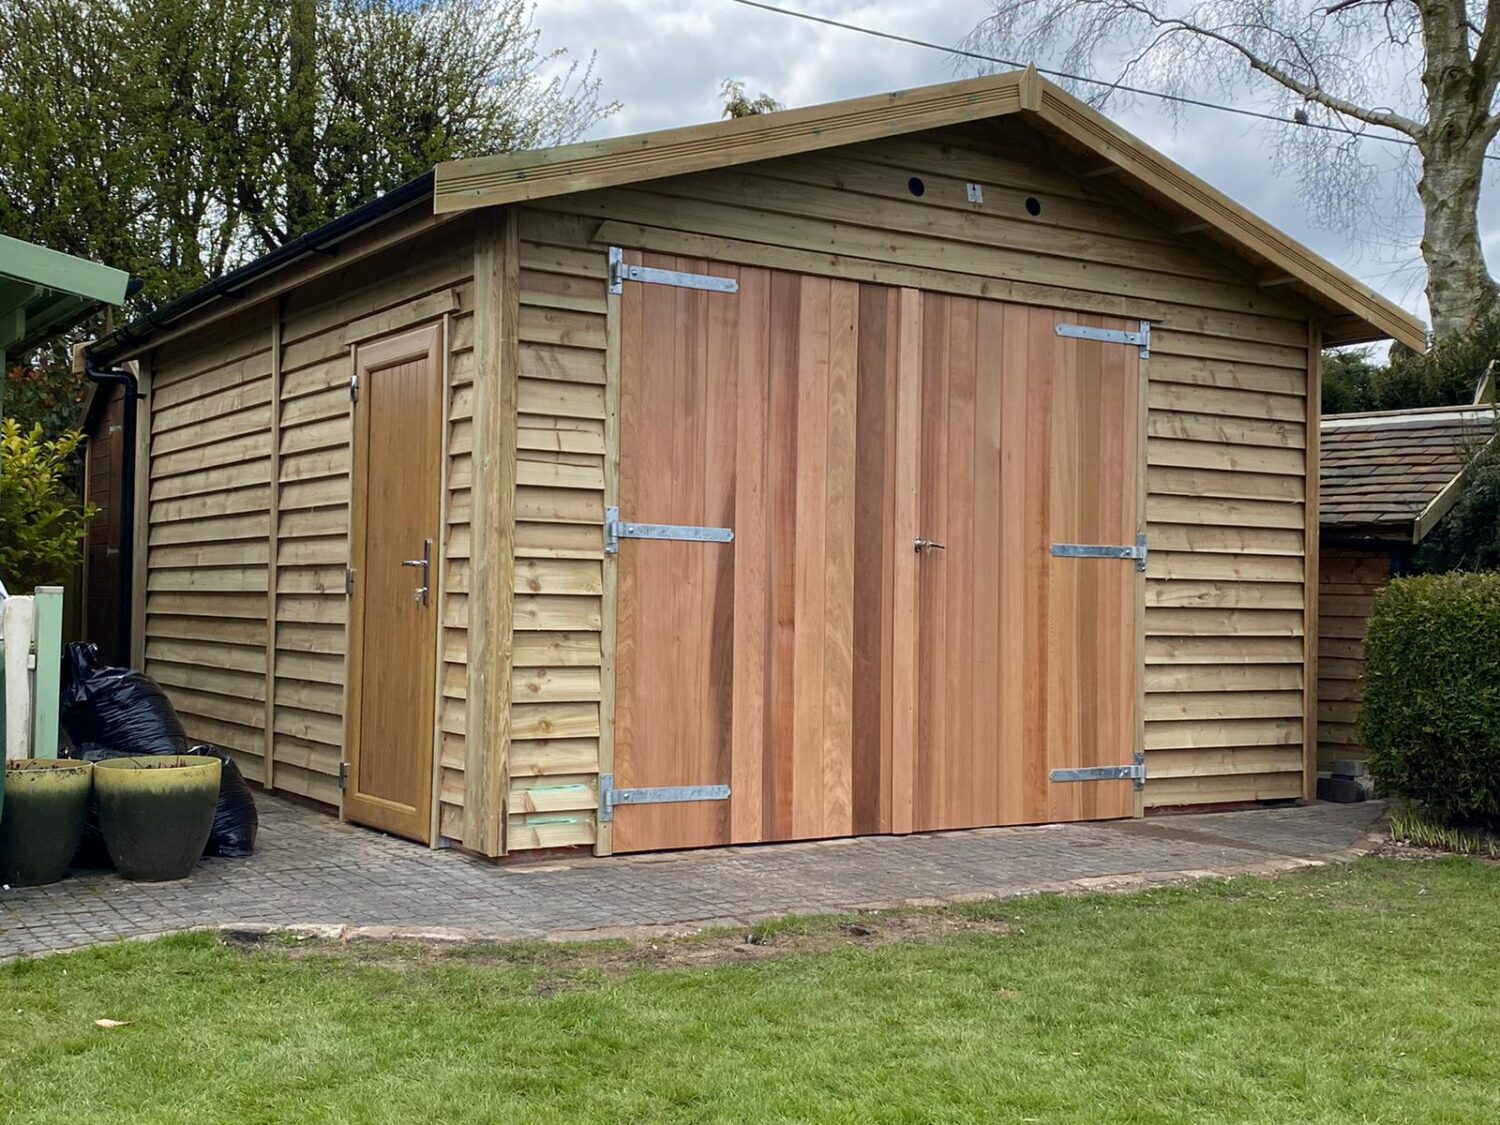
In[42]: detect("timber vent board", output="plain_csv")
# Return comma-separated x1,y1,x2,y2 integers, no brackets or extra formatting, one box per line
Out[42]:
87,70,1424,859
1317,405,1498,766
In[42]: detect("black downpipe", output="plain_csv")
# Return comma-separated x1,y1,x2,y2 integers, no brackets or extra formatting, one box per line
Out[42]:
83,355,139,665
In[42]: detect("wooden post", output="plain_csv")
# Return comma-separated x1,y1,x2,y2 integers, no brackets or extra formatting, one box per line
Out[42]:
264,303,282,790
1303,321,1323,800
464,206,519,856
595,256,623,857
429,311,455,847
3,596,35,761
1133,335,1149,818
30,586,63,758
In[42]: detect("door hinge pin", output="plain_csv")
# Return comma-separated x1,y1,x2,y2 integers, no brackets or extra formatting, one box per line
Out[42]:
349,373,360,402
339,761,349,790
345,567,355,596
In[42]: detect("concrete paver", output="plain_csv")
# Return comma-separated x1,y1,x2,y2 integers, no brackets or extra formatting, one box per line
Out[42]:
0,796,1387,959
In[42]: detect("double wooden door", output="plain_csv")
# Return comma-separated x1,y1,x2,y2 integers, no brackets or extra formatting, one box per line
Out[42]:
611,254,1140,853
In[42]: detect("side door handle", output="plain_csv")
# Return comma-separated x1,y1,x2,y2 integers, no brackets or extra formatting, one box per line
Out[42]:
400,539,432,605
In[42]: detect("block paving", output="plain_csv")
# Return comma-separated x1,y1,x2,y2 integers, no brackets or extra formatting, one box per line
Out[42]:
1,795,1387,959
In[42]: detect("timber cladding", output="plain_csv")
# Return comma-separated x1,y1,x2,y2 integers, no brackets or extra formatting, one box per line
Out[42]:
124,105,1335,860
507,122,1316,851
1316,547,1392,769
141,218,476,825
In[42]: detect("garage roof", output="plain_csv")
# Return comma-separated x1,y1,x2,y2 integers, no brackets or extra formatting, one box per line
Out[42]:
1320,405,1499,542
434,68,1426,350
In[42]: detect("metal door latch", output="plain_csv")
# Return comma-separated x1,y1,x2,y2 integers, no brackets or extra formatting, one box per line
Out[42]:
1050,751,1146,790
401,538,432,605
1051,533,1148,572
604,506,734,555
914,538,946,553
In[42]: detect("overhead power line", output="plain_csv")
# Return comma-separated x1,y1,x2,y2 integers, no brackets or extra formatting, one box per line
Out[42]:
726,0,1498,163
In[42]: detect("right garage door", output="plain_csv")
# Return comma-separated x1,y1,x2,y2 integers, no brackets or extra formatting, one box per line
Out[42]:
909,294,1142,831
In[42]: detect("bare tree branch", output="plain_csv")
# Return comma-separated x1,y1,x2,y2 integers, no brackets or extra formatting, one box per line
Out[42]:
1109,0,1426,136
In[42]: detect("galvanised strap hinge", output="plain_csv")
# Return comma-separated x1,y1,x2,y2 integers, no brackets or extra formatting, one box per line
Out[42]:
1051,532,1148,573
345,567,356,596
603,506,734,556
597,772,731,823
349,373,360,402
339,761,349,790
607,246,739,296
1055,320,1151,358
1050,751,1146,791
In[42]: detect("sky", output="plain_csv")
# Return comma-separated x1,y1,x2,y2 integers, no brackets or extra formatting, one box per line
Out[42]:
537,0,1500,337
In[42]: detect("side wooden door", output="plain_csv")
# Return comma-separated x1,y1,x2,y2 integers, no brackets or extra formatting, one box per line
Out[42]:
910,298,1141,829
344,322,444,843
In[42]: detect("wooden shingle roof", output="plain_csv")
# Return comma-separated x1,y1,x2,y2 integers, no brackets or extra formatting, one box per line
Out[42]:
1320,405,1498,542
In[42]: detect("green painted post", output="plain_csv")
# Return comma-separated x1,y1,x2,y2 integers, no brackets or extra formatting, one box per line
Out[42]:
30,586,63,758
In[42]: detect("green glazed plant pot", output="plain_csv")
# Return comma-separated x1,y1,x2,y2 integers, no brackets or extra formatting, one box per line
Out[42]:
95,756,221,882
0,760,94,887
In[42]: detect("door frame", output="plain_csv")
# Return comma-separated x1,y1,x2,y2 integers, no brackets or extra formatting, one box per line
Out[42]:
342,319,446,843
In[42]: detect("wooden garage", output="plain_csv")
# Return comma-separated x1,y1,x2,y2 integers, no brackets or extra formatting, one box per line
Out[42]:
86,69,1425,857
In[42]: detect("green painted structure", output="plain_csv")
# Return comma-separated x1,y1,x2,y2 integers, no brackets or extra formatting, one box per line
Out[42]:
1,236,130,771
0,232,131,416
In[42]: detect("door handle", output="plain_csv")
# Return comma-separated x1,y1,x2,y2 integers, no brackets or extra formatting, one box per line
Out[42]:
914,538,946,553
400,539,432,606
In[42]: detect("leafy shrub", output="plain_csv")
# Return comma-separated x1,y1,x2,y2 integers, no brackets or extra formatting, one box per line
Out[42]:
0,417,95,591
1361,573,1500,828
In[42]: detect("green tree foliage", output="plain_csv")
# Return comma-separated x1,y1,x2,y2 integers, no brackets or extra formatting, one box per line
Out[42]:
721,79,784,118
0,0,616,435
1361,573,1500,828
0,419,95,592
1321,314,1500,415
1320,347,1382,414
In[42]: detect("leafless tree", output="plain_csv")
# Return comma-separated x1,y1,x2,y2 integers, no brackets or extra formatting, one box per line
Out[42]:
964,0,1500,341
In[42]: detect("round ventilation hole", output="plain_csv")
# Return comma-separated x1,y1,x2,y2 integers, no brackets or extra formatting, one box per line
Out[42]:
907,176,926,197
1025,196,1042,216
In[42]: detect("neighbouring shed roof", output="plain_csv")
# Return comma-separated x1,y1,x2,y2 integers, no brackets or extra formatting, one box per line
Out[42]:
435,68,1426,350
1320,405,1499,542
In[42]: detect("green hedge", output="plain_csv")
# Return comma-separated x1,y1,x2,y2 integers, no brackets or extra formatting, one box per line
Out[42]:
1360,573,1500,827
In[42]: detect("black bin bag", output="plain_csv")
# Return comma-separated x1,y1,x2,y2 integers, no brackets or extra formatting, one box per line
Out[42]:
61,642,188,756
60,643,257,858
185,745,258,858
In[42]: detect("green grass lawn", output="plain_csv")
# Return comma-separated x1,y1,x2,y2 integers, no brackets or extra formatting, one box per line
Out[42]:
3,858,1498,1123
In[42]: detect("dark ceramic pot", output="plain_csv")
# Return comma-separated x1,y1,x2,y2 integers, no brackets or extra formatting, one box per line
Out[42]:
94,755,221,882
0,760,94,887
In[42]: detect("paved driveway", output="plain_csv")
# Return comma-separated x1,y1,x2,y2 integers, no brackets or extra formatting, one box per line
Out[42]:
1,795,1387,959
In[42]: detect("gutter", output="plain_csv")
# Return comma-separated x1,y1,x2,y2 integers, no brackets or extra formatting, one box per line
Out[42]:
87,170,435,361
82,354,140,663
